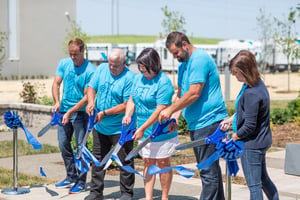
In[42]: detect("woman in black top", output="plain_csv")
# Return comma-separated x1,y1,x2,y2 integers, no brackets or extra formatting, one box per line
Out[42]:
221,50,279,200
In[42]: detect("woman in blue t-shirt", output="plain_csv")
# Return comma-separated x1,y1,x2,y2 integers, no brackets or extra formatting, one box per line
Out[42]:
221,50,278,200
123,48,179,200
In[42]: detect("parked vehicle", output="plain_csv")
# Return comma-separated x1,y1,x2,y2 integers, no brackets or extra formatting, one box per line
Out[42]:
264,44,300,73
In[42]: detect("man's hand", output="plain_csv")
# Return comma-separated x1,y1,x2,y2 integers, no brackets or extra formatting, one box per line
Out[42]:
62,112,70,125
122,116,132,126
86,103,95,115
52,103,60,113
95,111,104,124
158,106,173,123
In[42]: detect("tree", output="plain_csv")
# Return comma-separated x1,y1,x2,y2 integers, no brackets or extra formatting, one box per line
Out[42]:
161,5,186,38
0,31,7,76
274,7,300,91
256,8,276,73
63,18,89,55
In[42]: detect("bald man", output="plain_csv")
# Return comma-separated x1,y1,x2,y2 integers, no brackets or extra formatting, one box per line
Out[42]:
85,49,135,200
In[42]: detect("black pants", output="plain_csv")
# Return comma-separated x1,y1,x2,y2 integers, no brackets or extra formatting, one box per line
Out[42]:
85,129,135,200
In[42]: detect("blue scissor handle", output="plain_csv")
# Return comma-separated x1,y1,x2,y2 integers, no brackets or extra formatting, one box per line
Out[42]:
87,108,100,132
119,119,136,145
205,125,226,145
50,112,64,126
150,118,176,139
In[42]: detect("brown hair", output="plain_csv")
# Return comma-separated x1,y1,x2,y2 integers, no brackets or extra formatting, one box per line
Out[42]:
68,38,85,52
165,31,191,49
229,50,260,86
136,48,161,74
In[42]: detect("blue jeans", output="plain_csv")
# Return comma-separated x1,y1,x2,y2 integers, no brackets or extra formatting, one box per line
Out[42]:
241,148,279,200
57,111,89,184
190,121,225,200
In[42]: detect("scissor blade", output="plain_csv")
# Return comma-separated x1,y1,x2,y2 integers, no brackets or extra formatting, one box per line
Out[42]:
125,137,151,161
103,144,122,170
100,146,116,167
175,138,206,151
103,159,112,170
37,123,52,137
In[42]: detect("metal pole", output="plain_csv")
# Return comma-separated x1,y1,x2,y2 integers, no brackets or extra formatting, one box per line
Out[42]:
224,64,231,102
225,133,232,200
13,128,18,189
2,110,30,195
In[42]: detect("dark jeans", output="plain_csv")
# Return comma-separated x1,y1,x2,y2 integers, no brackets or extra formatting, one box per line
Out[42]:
57,111,88,184
85,129,135,200
190,121,225,200
241,148,279,200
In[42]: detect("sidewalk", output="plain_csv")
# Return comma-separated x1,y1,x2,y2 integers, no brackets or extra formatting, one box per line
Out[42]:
0,129,300,199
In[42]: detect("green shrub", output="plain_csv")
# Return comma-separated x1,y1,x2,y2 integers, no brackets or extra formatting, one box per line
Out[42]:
287,99,300,117
270,108,291,125
178,115,188,135
71,134,93,153
38,95,54,106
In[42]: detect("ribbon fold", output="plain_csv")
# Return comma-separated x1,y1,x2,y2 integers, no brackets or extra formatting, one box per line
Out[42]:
4,110,42,150
197,139,244,176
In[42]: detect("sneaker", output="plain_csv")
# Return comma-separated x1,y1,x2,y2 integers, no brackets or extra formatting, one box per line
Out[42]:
68,181,85,194
55,178,75,188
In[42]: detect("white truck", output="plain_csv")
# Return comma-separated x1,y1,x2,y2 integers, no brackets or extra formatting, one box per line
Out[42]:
215,39,262,73
264,43,300,72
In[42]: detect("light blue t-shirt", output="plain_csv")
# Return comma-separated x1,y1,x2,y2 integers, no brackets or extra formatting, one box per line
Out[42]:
178,48,228,130
56,58,96,112
131,71,177,142
89,63,135,135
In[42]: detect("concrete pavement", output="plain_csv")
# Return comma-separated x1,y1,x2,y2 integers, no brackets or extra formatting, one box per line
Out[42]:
0,128,300,199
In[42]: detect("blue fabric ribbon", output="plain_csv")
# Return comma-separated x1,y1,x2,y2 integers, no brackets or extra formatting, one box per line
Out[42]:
4,110,42,150
40,167,47,177
196,139,244,176
74,144,101,173
148,164,195,178
111,154,145,179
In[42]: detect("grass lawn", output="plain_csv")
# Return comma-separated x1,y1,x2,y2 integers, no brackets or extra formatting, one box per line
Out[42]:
225,100,290,111
0,167,55,189
87,35,221,44
0,140,59,188
0,140,59,158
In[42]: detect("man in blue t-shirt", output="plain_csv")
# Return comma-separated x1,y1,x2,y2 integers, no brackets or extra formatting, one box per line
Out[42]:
52,38,96,194
159,32,228,200
84,49,135,200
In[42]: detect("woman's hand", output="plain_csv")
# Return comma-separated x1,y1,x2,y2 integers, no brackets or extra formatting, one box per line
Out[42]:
231,133,240,141
220,117,232,131
168,120,178,133
132,128,145,141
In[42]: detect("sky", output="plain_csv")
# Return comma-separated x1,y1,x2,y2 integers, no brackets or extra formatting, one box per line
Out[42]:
76,0,300,40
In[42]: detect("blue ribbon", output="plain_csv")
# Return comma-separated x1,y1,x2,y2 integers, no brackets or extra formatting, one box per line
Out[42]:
111,154,145,179
4,110,42,150
148,164,195,178
50,112,64,126
74,145,101,173
40,167,47,177
74,109,101,172
196,139,244,176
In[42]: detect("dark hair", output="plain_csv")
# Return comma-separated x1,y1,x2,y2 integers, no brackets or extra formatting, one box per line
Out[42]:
136,48,161,74
166,31,191,48
68,38,85,51
229,50,260,86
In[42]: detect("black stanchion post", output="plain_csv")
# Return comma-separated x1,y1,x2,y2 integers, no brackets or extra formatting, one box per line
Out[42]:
2,110,30,195
225,132,232,200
